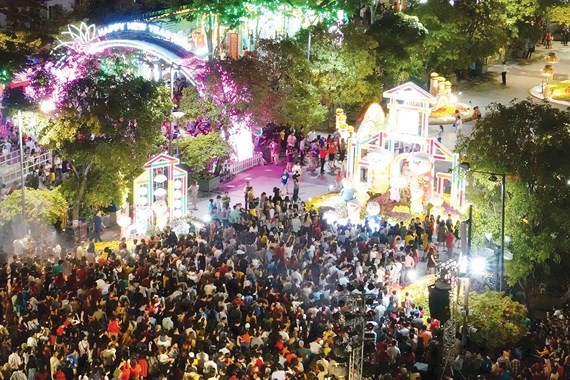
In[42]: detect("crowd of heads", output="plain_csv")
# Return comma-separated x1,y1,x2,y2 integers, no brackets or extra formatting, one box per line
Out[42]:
0,194,459,380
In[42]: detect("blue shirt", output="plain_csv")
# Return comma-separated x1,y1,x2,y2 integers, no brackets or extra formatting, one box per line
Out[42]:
280,172,289,184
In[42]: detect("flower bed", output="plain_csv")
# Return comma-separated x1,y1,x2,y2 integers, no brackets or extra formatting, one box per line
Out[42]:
549,80,570,101
429,103,473,125
402,275,438,318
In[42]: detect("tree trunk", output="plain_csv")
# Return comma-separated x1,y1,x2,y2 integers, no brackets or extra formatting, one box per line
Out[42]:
71,163,93,222
206,14,214,62
523,274,540,316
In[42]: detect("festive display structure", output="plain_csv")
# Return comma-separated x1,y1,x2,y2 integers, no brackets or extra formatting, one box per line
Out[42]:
340,82,465,219
133,154,188,233
429,72,472,124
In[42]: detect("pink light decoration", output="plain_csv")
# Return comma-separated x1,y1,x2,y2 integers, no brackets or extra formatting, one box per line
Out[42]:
23,52,93,109
40,99,56,113
229,116,254,161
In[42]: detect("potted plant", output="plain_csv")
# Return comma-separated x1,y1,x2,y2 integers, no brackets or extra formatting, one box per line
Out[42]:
178,132,230,192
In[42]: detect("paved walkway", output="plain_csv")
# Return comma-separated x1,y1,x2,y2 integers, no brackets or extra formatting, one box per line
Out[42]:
190,43,570,222
191,162,339,219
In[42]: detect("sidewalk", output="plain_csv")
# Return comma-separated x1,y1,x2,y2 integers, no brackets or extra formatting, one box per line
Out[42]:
117,43,570,230
190,162,339,221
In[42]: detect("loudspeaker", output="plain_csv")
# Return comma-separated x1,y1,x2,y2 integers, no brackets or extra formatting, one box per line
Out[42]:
428,284,450,323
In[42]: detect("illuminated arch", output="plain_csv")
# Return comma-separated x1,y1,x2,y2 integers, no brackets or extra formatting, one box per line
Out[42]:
56,22,202,86
86,39,197,86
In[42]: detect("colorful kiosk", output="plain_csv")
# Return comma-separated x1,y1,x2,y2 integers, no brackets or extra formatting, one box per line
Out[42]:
133,154,188,233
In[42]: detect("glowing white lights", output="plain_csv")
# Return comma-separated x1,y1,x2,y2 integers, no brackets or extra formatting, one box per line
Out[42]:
470,257,488,274
55,22,98,51
408,270,418,281
154,188,167,197
97,22,193,52
40,99,56,114
154,174,167,183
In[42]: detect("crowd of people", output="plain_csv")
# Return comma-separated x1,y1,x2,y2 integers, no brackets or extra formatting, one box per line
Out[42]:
450,305,570,380
0,128,564,380
0,181,471,380
0,115,69,195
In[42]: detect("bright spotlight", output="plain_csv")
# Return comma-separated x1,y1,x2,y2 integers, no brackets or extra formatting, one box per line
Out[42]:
324,211,337,224
203,214,212,223
470,257,488,274
329,184,335,191
408,270,418,281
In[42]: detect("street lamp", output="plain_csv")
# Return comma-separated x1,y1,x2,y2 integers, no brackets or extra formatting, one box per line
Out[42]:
17,111,26,233
170,111,185,155
459,162,506,291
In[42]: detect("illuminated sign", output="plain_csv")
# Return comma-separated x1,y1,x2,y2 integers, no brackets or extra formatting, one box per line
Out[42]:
97,22,193,52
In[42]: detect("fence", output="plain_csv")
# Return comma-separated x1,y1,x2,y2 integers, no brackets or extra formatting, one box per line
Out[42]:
222,152,263,175
0,151,53,187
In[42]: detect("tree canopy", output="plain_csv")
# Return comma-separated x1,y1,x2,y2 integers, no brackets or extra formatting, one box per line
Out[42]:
0,189,68,228
40,65,172,220
178,132,230,174
367,12,427,86
457,100,570,310
468,290,528,350
300,24,381,121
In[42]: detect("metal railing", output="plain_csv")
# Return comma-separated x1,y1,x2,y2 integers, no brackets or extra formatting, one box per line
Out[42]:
0,151,53,186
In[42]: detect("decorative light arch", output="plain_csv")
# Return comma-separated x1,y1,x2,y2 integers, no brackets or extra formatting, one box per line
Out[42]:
86,39,197,86
55,22,201,86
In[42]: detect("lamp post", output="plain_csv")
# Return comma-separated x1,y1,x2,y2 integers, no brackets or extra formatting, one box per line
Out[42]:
170,111,185,156
459,162,506,292
17,111,27,233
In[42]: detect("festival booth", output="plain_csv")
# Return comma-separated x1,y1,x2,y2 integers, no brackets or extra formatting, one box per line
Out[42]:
332,82,465,223
133,154,188,234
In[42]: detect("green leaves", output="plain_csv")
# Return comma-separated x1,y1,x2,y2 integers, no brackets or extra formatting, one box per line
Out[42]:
549,5,570,27
468,290,528,350
0,189,68,227
178,132,230,173
41,67,172,218
367,12,428,86
308,24,380,107
458,100,570,295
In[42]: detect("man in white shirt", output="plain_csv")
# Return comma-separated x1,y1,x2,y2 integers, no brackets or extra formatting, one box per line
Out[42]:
271,363,286,380
8,349,22,370
387,340,401,363
290,214,301,233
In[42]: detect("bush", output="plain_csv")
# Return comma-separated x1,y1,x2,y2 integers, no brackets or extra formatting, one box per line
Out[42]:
468,290,528,350
178,133,230,175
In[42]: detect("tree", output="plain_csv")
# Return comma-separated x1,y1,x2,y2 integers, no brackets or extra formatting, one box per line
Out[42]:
170,0,248,61
411,0,468,78
454,0,508,64
40,67,172,221
179,60,250,131
243,39,327,131
178,132,229,174
457,100,570,312
549,5,570,26
0,189,68,228
367,12,428,86
299,24,381,125
468,290,528,350
0,0,66,72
